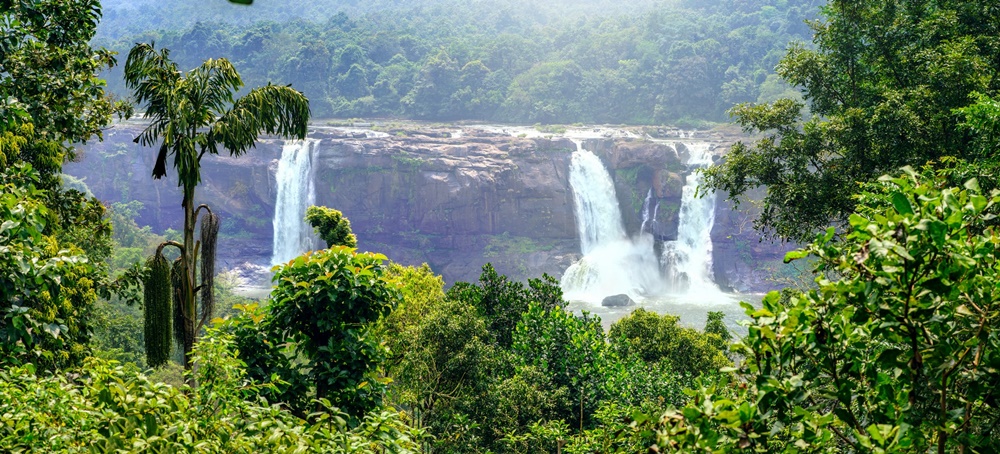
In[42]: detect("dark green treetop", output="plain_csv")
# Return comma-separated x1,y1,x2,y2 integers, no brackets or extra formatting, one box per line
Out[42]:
305,205,357,248
704,0,1000,241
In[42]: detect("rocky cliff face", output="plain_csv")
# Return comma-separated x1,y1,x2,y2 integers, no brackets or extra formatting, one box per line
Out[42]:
66,123,791,291
711,187,797,292
308,128,580,283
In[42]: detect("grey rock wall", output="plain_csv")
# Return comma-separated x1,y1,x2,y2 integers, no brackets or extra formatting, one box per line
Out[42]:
67,123,792,290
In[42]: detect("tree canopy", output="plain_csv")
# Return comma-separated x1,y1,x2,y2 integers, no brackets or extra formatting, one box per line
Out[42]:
0,0,122,371
704,0,1000,241
305,205,357,248
95,0,823,124
14,0,1000,451
648,165,1000,452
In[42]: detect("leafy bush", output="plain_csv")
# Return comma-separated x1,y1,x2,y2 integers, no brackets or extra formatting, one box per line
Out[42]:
1,164,101,372
0,327,426,452
513,303,610,428
446,263,563,349
609,308,731,377
651,167,1000,451
262,247,398,419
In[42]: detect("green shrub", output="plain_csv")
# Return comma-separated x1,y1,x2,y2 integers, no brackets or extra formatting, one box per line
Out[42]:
609,308,731,377
266,247,398,419
0,328,427,452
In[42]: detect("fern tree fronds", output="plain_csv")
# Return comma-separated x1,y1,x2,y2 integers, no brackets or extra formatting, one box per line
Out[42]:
199,211,220,324
143,252,172,368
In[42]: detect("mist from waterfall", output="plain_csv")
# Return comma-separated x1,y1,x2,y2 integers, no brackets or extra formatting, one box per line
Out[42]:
662,142,721,294
271,139,319,265
560,145,665,303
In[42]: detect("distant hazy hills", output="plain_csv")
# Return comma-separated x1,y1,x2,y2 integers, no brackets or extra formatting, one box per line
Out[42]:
96,0,668,40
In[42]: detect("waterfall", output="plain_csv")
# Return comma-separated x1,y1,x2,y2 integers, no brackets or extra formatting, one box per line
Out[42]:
568,146,626,254
661,142,720,293
560,145,665,303
640,189,653,234
271,139,319,265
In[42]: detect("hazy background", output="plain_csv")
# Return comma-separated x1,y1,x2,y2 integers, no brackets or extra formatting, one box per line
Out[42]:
96,0,818,124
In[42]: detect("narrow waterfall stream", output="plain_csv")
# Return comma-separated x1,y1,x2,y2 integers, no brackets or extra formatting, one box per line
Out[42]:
271,139,319,265
640,189,653,234
662,142,721,294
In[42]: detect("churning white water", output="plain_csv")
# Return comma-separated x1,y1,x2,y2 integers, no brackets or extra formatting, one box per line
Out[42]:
568,146,627,255
271,139,319,265
561,140,729,307
661,142,721,294
560,145,665,303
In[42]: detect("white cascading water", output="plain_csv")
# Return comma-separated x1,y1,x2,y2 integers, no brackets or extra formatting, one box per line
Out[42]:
662,142,721,294
568,147,627,255
271,139,320,265
560,144,665,303
639,188,653,234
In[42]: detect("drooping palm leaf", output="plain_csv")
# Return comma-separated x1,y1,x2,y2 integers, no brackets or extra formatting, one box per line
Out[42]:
151,142,168,180
213,84,310,157
190,59,242,118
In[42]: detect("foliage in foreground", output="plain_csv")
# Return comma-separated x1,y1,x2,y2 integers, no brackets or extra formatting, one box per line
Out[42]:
0,328,425,453
704,0,1000,241
32,162,1000,451
380,263,732,452
1,0,119,372
650,165,1000,452
1,162,101,372
223,246,398,421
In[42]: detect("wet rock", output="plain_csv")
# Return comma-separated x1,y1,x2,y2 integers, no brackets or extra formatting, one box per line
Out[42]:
710,187,797,293
601,294,635,307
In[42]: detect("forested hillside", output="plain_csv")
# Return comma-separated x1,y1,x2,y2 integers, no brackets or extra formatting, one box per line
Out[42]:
97,0,820,123
96,0,668,36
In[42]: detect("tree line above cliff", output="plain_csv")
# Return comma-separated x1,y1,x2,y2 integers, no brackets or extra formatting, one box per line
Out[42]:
95,0,821,124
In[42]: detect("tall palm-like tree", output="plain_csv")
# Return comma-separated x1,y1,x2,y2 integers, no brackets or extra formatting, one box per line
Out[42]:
124,42,309,374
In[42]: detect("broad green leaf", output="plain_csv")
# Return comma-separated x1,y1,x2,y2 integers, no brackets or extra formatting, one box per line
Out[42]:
890,192,913,215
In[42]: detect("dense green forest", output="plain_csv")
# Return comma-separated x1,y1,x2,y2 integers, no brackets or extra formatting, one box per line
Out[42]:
6,0,1000,452
95,0,820,124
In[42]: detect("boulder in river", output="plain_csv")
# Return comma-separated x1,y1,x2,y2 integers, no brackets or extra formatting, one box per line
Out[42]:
601,294,635,307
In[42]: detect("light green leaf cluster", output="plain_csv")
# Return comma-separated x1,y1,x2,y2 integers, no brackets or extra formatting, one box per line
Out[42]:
1,163,99,371
266,247,398,419
0,328,426,453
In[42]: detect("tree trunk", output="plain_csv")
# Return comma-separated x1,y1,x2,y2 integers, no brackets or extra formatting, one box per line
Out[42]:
182,187,198,382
